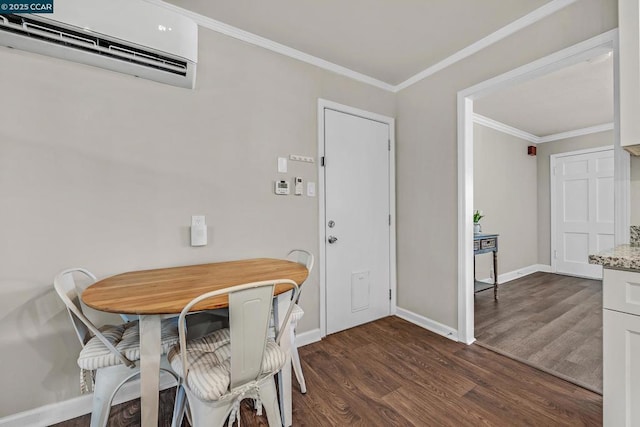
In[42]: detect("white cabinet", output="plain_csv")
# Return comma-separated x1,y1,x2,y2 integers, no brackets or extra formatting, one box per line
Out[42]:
619,0,640,155
603,268,640,426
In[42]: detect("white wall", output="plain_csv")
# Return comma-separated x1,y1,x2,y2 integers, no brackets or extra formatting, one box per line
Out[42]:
0,27,395,416
473,124,538,279
395,0,617,328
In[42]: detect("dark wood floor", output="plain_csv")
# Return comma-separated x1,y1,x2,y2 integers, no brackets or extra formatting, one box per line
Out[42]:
475,272,603,393
54,316,601,426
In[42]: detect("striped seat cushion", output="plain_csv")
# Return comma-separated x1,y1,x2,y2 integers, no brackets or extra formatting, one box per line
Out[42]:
291,303,304,323
168,328,286,402
77,318,179,370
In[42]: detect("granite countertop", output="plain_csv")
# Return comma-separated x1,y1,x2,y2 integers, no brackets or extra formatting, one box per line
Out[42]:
589,244,640,271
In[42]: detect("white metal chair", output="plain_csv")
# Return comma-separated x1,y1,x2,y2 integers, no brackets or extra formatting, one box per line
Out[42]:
168,279,300,427
286,249,314,394
53,268,181,427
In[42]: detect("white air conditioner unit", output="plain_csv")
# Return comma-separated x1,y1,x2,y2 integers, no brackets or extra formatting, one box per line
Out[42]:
0,0,198,89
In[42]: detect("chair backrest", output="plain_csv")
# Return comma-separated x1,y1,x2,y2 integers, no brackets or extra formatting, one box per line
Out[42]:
177,279,299,391
53,268,135,368
287,249,314,303
287,249,314,273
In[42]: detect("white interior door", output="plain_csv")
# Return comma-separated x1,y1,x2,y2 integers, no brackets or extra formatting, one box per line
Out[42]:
553,148,614,279
324,108,390,335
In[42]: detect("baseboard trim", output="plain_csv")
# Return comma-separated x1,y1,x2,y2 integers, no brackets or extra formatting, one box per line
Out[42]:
395,308,458,342
295,328,322,348
478,264,553,285
0,374,177,427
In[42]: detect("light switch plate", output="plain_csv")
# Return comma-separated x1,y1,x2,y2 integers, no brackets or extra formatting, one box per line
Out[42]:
307,182,316,197
278,157,287,173
191,215,207,246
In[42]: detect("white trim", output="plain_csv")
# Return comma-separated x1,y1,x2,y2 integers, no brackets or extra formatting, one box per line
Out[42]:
295,328,322,348
0,374,176,427
474,114,615,144
484,263,553,284
477,264,552,284
457,94,475,345
395,309,459,342
145,0,577,94
460,31,616,100
143,0,394,92
473,113,539,143
538,123,615,143
550,145,615,275
317,99,396,338
613,33,631,245
457,30,621,345
395,0,579,91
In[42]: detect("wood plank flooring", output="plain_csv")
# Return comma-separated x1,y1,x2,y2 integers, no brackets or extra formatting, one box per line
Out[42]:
54,316,601,426
475,272,603,393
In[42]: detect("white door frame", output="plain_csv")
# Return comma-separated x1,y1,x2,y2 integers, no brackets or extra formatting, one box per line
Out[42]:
550,145,615,276
456,29,630,344
317,98,397,338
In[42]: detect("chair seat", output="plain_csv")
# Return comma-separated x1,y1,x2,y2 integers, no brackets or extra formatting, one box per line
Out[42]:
168,328,286,402
77,318,179,370
291,303,304,323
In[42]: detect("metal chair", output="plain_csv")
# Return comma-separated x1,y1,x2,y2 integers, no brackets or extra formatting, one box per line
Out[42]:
286,249,314,394
53,268,180,427
168,279,299,427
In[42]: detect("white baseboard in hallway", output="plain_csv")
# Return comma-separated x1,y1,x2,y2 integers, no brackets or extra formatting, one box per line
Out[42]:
395,308,459,341
479,264,553,285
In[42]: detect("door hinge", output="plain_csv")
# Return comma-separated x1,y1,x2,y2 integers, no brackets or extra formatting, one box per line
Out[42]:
389,214,391,226
554,250,558,259
388,139,391,151
321,156,325,167
389,289,392,300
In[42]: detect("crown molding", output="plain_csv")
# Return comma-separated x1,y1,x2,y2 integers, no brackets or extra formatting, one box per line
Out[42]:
474,113,614,144
537,122,614,142
473,113,539,142
143,0,395,92
394,0,579,92
144,0,577,94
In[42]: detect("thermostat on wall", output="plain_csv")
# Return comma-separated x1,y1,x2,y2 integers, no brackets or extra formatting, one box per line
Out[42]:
275,180,290,195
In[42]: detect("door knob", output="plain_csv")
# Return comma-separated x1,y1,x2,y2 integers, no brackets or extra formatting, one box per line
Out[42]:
328,236,338,244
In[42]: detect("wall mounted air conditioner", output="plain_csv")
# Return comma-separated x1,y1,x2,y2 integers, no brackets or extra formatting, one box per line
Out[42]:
0,0,198,89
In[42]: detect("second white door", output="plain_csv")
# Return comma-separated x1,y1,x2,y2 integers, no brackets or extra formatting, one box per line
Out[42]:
553,148,614,279
324,108,391,335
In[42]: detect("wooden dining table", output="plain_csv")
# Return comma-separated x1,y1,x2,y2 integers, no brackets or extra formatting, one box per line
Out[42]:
82,258,309,427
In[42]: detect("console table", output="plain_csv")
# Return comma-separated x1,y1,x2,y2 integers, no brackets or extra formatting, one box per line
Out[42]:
474,233,499,299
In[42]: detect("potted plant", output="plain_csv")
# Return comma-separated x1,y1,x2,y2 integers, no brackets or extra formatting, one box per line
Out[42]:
473,210,484,234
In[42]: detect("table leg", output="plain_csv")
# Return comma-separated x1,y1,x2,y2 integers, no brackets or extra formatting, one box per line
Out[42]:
493,250,498,300
274,292,293,427
139,315,161,427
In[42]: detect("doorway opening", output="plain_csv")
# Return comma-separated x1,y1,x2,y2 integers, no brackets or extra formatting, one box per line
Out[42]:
457,30,630,391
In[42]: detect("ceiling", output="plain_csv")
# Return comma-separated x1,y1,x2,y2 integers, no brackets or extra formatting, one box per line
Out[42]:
164,0,551,85
158,0,611,136
474,53,614,137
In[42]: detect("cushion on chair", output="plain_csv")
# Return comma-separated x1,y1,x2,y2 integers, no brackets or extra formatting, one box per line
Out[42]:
77,318,179,370
167,328,286,402
291,304,304,323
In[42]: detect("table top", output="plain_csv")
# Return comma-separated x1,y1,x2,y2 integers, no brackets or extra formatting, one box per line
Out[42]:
82,258,309,315
474,233,498,240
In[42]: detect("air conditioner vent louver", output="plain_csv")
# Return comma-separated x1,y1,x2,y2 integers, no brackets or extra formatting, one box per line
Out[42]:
0,14,188,76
